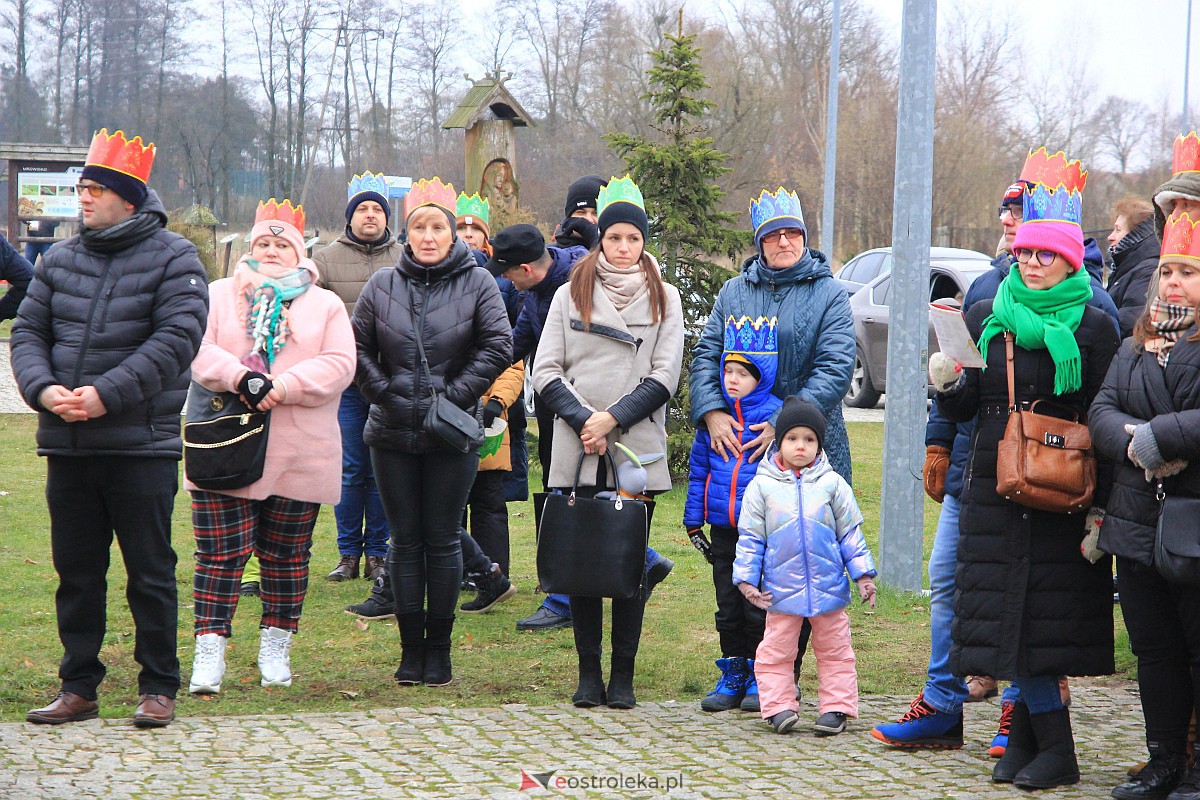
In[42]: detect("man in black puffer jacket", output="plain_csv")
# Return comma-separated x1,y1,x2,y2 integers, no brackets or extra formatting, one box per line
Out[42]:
11,129,208,729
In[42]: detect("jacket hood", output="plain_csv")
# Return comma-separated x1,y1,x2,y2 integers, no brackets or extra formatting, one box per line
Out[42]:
720,315,779,414
137,189,169,227
396,237,477,283
742,247,834,287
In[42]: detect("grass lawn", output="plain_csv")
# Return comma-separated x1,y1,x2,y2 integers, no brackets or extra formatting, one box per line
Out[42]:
0,415,1134,722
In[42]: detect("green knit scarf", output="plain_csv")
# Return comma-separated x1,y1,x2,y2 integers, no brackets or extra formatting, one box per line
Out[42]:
977,264,1093,395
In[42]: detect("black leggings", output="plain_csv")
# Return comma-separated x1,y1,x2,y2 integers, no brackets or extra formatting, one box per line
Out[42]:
1117,557,1200,752
372,448,478,618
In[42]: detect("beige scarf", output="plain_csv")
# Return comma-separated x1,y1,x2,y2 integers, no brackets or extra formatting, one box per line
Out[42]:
595,252,647,311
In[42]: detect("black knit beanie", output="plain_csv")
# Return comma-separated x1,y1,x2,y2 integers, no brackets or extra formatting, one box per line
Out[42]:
345,190,391,225
774,396,826,452
598,201,650,239
80,164,147,207
565,175,606,218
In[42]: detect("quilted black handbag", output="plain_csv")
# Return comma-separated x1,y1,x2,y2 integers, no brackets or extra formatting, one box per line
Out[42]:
183,383,271,490
1155,480,1200,586
535,451,652,599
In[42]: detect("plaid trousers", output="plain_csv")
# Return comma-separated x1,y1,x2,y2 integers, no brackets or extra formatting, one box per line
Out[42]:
191,491,320,637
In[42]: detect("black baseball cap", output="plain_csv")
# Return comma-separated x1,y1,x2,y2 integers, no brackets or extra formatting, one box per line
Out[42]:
486,224,547,276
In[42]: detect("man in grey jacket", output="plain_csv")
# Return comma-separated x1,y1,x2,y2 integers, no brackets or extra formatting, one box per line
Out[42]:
11,129,208,729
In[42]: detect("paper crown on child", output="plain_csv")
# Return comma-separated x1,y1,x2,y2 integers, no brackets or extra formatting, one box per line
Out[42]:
1173,132,1200,175
596,175,645,216
1017,148,1087,227
749,187,806,244
1161,211,1200,265
254,198,305,236
347,171,390,203
85,128,156,184
723,314,779,356
456,192,491,226
404,177,457,219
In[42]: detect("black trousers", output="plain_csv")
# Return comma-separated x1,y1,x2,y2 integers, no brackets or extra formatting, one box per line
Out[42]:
534,392,556,492
372,448,477,618
464,469,509,575
47,455,180,699
1117,556,1200,752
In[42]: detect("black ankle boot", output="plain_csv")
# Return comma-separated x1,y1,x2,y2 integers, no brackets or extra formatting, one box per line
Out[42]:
1110,752,1188,800
423,615,455,687
993,701,1036,783
606,656,636,709
394,612,425,685
573,654,606,708
1014,707,1080,790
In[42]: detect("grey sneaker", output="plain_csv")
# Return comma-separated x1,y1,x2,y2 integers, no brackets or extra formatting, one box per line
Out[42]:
814,711,847,736
768,709,798,735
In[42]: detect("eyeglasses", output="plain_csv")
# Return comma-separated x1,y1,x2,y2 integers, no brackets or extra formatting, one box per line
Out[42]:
1015,248,1058,267
75,183,111,197
998,205,1024,221
762,228,804,244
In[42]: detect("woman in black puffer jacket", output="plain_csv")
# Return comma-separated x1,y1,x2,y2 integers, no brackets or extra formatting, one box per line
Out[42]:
1090,209,1200,800
1106,197,1161,338
352,179,511,688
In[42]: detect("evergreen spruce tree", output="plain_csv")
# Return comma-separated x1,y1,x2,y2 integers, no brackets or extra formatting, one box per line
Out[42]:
605,17,747,471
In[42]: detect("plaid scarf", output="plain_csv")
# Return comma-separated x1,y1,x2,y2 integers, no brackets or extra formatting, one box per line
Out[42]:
1144,297,1196,367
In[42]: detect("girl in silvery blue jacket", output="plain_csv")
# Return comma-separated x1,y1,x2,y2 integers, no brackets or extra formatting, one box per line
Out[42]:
734,397,877,736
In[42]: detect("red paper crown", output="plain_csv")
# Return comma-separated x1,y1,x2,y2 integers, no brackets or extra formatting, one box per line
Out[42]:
254,198,305,235
1018,147,1087,193
1162,211,1200,261
404,177,457,218
85,128,156,183
1173,132,1200,174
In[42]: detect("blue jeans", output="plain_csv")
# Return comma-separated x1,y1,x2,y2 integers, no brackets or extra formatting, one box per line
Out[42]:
334,386,388,558
24,241,53,266
1014,675,1062,714
923,494,969,714
542,548,663,618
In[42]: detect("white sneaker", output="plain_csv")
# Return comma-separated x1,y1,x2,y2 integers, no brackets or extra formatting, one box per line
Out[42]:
258,626,293,687
188,633,227,694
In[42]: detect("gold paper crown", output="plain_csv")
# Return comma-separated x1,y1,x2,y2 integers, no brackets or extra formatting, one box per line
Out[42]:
405,177,457,218
255,198,305,235
1162,211,1200,262
1018,147,1087,193
85,128,156,183
1173,132,1200,174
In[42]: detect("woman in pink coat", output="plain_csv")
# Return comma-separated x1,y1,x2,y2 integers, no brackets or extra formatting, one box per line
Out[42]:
185,199,355,693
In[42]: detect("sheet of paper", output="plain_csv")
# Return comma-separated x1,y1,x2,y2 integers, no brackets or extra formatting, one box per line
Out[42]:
929,303,985,368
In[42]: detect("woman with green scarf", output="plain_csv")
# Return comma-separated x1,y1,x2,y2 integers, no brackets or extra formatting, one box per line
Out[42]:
929,170,1120,790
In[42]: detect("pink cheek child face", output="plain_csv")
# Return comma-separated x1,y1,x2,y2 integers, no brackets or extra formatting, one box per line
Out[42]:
779,428,819,469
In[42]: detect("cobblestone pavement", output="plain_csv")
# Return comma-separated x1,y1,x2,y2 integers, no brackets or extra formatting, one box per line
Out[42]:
0,687,1144,799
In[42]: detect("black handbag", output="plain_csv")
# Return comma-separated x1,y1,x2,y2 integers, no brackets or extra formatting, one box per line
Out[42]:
183,382,271,490
535,451,652,599
411,291,483,453
1154,480,1200,586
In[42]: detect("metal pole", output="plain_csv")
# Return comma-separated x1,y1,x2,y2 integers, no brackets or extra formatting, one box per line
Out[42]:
1186,0,1193,131
821,0,841,255
880,0,937,593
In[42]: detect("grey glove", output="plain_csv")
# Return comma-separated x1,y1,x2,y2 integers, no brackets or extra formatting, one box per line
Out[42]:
1125,423,1165,472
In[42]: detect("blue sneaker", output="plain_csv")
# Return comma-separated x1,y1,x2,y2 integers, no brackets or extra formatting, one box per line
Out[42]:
870,692,964,749
700,657,749,712
740,660,760,712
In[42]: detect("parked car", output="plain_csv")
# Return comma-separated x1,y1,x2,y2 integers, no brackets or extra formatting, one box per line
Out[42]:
844,249,993,408
836,246,990,296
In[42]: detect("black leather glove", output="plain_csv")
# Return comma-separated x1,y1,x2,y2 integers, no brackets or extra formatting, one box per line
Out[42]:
687,527,714,564
238,371,273,409
554,217,599,250
482,398,504,427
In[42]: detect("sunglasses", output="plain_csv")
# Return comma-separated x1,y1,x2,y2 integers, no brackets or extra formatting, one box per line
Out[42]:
762,228,804,244
75,183,111,197
1015,248,1058,267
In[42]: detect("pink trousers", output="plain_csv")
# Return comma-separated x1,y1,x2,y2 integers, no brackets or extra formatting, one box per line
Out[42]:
755,607,859,719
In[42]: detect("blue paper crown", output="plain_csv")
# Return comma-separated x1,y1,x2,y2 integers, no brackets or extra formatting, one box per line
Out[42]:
749,188,804,234
724,315,779,355
1022,182,1083,227
347,171,390,202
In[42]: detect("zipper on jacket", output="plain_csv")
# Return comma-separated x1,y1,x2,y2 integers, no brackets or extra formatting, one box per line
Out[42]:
727,398,746,525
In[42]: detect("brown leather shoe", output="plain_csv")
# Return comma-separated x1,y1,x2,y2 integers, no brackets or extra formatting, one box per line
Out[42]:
966,675,998,702
326,555,359,581
133,693,175,728
364,555,387,582
26,691,99,724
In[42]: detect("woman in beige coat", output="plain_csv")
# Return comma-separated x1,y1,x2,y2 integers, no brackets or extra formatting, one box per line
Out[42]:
532,176,684,709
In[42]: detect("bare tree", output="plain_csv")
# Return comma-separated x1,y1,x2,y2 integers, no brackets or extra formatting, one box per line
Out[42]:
1089,95,1153,174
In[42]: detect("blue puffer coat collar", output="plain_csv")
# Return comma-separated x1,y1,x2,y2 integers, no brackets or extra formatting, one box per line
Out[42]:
741,247,834,288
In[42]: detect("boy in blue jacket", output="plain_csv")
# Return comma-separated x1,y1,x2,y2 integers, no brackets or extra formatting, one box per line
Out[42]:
685,315,784,713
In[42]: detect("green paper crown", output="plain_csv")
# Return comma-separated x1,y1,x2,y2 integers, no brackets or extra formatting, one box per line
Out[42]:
597,175,645,216
455,192,490,225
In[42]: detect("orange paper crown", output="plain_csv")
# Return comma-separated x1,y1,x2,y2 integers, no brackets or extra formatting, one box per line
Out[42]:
85,128,156,183
404,177,457,218
1018,147,1087,193
254,198,305,235
1173,132,1200,174
1161,211,1200,262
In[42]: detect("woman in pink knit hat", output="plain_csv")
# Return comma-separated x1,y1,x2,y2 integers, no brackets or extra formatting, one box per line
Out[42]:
185,199,355,694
